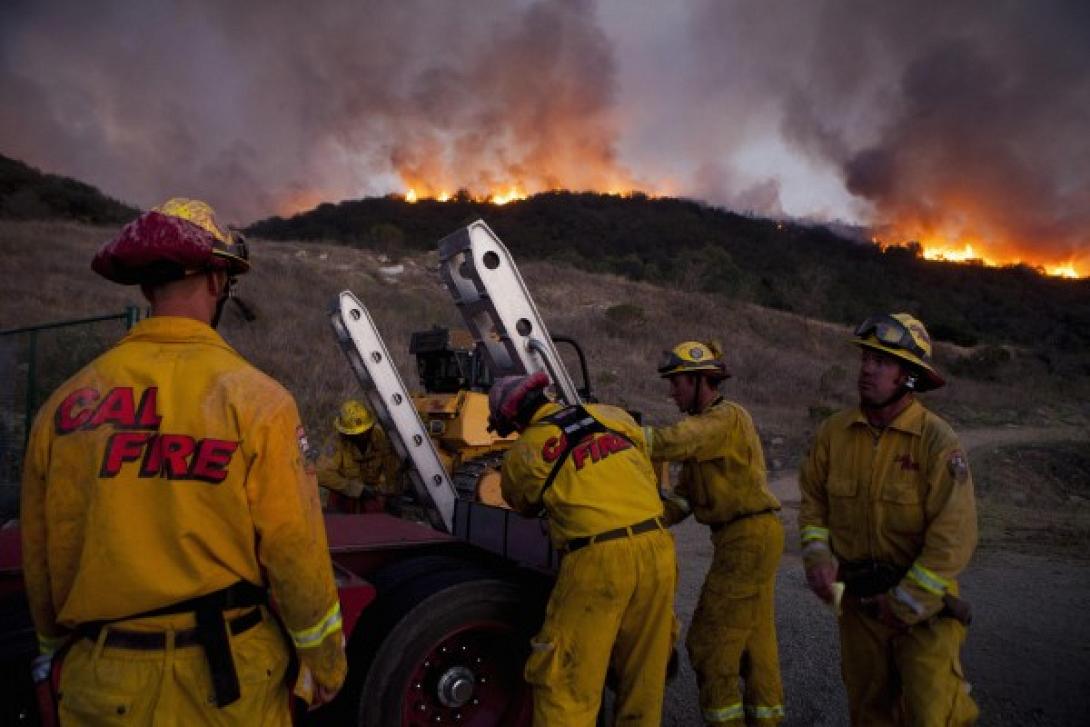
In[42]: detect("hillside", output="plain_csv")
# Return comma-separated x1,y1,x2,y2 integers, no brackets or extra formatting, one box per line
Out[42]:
6,219,1088,466
249,192,1090,358
0,154,138,225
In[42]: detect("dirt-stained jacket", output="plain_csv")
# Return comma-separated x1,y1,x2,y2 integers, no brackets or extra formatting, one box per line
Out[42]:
20,316,347,690
501,402,664,549
648,398,780,526
316,427,401,497
798,399,978,624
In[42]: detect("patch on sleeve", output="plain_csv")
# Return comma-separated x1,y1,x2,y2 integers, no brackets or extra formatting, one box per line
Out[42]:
297,425,318,472
947,450,969,483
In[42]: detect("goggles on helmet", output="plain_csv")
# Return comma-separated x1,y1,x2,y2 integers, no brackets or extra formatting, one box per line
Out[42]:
217,233,249,269
657,349,689,373
854,314,928,360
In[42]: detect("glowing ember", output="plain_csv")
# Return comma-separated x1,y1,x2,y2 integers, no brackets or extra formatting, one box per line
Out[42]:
404,188,418,203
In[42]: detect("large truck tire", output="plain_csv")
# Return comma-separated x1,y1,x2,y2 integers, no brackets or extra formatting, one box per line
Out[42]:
357,575,537,727
0,590,39,724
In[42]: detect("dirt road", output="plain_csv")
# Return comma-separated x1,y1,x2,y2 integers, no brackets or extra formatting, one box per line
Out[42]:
660,425,1090,726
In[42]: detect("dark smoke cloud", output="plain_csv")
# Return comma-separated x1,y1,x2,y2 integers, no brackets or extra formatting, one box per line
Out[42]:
686,0,1090,266
2,0,1087,268
1,0,631,222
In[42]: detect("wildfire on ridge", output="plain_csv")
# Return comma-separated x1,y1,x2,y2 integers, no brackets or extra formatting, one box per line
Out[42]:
401,183,653,206
872,226,1085,280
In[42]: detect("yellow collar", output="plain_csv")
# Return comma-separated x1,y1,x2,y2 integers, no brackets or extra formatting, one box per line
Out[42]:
848,398,925,436
122,316,237,354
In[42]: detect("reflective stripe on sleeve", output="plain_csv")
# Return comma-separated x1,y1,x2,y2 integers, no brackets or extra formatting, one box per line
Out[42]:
643,426,655,458
907,562,951,596
745,704,786,720
289,601,343,649
800,525,829,543
704,702,744,722
37,632,66,655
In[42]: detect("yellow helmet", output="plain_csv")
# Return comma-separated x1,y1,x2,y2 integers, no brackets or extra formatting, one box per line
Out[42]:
851,313,945,391
335,399,375,435
657,340,730,381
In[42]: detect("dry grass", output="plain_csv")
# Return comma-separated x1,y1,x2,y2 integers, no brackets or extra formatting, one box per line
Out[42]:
3,219,1088,468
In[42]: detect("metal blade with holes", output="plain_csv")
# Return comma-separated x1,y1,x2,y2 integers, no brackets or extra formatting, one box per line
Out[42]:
437,220,582,407
329,291,457,532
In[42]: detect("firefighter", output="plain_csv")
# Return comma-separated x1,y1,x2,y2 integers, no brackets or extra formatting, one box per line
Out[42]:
798,313,979,726
317,399,401,512
648,340,785,725
20,198,347,724
490,372,677,727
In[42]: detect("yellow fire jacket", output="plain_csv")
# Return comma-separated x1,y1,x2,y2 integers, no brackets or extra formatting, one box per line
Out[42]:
20,316,347,689
648,398,780,526
500,402,664,548
798,399,978,624
316,428,402,497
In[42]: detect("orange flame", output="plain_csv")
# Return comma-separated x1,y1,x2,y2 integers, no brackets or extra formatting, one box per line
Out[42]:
874,220,1085,279
399,182,654,206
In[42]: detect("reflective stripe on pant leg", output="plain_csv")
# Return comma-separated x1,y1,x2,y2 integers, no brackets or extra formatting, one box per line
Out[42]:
745,704,786,720
704,701,744,722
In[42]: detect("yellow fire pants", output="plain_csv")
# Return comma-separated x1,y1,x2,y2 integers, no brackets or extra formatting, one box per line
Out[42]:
687,514,785,725
525,528,677,727
57,609,292,726
839,600,978,726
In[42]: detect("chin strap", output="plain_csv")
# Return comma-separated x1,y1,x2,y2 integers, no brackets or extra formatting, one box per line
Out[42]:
210,277,255,328
865,377,917,413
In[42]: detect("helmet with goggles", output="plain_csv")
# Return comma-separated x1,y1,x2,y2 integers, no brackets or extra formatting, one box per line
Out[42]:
657,340,730,381
92,198,250,285
851,313,945,391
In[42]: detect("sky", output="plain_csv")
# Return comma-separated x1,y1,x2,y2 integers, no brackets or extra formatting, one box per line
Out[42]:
2,0,1088,272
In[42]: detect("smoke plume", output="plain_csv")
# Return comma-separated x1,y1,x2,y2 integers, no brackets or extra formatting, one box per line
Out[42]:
681,0,1090,268
2,0,1087,270
0,0,635,222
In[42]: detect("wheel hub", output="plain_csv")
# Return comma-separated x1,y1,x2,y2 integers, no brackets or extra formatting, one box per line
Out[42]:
436,666,476,708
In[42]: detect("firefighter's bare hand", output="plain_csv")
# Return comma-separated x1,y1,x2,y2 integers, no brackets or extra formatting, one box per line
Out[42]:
805,561,838,603
309,683,341,710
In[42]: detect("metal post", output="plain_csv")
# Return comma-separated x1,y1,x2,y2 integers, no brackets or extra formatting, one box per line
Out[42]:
24,329,37,450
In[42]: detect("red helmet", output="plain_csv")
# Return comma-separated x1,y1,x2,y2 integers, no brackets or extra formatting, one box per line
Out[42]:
488,372,550,435
92,198,250,285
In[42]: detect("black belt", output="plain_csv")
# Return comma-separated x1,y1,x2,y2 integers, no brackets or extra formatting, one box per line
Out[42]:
711,507,779,533
79,607,263,650
75,581,267,708
838,560,906,598
564,516,665,553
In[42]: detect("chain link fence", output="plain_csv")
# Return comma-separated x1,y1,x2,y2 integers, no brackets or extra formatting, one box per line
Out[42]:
0,307,141,522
